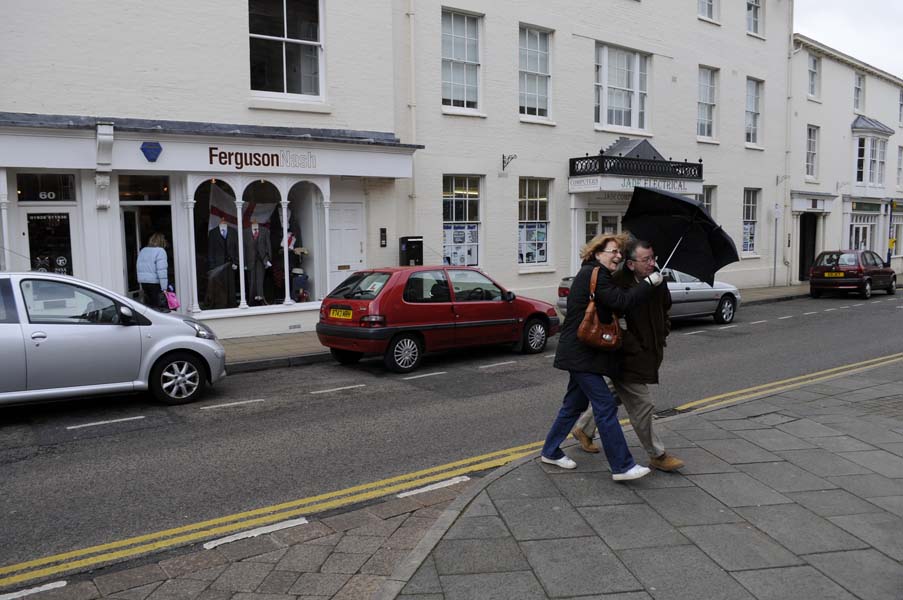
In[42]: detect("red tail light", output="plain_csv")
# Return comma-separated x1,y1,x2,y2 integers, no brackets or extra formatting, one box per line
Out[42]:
360,315,385,328
558,286,570,298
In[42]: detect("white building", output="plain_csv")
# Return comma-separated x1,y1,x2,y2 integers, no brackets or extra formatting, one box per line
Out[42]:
0,1,800,337
789,34,903,281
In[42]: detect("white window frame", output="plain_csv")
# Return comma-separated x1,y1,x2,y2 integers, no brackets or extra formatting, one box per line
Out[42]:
807,54,820,98
519,25,551,119
805,125,819,179
442,175,481,266
697,67,717,139
697,0,718,21
595,44,649,132
745,78,762,146
892,217,903,257
696,186,716,217
518,178,551,265
442,10,482,113
899,89,903,124
248,0,325,102
742,188,759,254
854,72,865,112
746,0,763,36
898,146,903,188
855,136,888,186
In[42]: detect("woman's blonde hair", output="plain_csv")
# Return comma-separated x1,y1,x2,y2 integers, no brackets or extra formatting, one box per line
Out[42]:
148,233,167,249
579,232,628,262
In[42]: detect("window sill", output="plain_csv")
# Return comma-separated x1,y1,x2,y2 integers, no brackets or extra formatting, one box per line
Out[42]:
442,106,487,118
518,265,556,274
697,137,720,145
697,16,721,26
594,125,653,138
746,31,766,41
805,177,820,184
741,254,761,260
807,96,822,104
519,115,556,127
745,143,765,152
248,97,332,113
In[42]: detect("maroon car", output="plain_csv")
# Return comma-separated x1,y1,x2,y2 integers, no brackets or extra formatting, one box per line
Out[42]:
809,250,897,299
316,266,560,372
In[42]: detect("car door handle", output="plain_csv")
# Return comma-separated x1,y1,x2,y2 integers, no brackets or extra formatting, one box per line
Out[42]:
31,332,47,341
684,287,691,291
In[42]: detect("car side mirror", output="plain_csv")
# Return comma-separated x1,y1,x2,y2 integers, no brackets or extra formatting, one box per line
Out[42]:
504,290,516,302
119,305,135,324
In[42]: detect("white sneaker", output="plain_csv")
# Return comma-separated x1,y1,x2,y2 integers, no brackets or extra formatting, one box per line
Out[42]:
612,465,651,481
540,455,577,470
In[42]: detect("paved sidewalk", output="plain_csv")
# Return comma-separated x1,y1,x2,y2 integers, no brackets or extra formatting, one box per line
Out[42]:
379,361,903,600
223,283,813,373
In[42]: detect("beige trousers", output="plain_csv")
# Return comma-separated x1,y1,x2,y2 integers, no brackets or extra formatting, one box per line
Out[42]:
575,379,665,458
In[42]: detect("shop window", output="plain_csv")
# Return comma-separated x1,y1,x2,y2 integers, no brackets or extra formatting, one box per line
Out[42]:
118,175,170,201
518,178,550,264
16,173,75,202
442,176,480,266
595,45,649,130
249,0,321,97
194,180,239,310
696,186,716,217
585,211,619,243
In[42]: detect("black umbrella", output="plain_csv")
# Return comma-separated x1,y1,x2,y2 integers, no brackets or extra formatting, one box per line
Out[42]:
621,186,739,285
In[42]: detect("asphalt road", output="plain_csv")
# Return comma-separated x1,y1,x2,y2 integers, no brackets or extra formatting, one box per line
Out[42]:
1,292,902,567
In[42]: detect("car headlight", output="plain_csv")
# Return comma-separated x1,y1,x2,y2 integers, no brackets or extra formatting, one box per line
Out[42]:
184,319,217,340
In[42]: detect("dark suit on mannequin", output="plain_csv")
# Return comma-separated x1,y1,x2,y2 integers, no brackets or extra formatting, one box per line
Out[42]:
206,221,239,308
243,223,271,303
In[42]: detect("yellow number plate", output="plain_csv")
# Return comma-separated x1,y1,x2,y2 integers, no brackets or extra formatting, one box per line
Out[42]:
824,272,844,278
329,308,353,319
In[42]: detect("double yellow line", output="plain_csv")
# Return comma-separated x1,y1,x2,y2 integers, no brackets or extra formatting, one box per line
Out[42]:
0,442,540,589
4,351,901,590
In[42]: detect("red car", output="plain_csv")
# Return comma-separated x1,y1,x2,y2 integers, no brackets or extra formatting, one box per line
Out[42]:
809,249,897,299
316,266,560,372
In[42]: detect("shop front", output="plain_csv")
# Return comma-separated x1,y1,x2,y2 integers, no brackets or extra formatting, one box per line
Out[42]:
0,114,417,338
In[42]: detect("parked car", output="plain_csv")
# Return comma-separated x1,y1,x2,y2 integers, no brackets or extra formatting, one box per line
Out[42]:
809,250,897,299
316,266,560,373
0,273,226,406
557,269,741,324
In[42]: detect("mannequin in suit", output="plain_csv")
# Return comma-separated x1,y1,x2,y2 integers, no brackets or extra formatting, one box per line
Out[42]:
243,218,272,304
205,217,239,308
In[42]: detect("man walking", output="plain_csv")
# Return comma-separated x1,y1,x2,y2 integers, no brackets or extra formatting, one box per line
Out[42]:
571,238,684,472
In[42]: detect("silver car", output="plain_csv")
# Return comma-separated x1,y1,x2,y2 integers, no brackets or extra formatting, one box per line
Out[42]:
557,269,741,324
0,272,226,406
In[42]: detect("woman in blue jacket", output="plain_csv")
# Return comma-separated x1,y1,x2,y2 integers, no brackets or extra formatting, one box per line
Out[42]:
136,233,169,310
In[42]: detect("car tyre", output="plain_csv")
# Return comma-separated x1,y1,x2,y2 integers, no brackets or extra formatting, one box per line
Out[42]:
713,295,736,324
331,348,363,365
888,276,897,295
861,280,872,299
521,318,548,354
809,288,822,299
150,352,207,405
384,333,423,373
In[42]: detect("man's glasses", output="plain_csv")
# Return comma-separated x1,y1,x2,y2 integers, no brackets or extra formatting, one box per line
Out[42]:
630,256,656,264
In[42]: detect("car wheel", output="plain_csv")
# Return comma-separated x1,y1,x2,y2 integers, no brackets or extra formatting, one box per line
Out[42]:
384,334,423,373
331,348,363,365
888,276,897,295
150,352,207,405
521,318,548,354
809,289,822,299
861,280,872,299
713,295,736,324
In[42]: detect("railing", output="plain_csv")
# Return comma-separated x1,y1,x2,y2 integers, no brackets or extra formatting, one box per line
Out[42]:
569,155,703,179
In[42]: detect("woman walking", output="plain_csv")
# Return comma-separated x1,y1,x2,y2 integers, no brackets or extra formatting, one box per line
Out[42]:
137,232,169,311
541,233,663,481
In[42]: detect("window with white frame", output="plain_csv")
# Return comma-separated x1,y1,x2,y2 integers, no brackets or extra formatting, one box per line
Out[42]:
808,54,820,97
595,45,649,130
698,0,716,20
899,89,903,123
745,78,762,145
249,0,321,96
442,11,480,110
519,26,550,117
892,216,903,256
518,178,550,264
585,211,619,243
746,0,762,35
696,186,716,216
697,67,717,138
806,125,819,178
898,146,903,187
856,137,888,185
854,72,865,111
442,176,480,265
742,189,759,253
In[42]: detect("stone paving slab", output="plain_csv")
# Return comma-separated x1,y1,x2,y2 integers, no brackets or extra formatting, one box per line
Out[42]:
521,537,641,596
730,566,859,600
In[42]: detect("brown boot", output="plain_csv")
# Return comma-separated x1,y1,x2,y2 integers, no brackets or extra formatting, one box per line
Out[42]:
571,428,600,453
649,452,684,472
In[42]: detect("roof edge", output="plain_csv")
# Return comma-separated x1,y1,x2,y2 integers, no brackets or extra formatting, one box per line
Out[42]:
793,34,903,87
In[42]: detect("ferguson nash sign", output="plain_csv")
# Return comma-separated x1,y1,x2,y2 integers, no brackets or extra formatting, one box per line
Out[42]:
208,147,317,170
569,175,702,195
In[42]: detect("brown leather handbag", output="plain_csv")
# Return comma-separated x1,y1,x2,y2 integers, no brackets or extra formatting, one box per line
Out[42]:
576,267,622,350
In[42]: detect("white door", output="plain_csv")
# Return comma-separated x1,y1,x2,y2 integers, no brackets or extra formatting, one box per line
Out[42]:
328,203,365,292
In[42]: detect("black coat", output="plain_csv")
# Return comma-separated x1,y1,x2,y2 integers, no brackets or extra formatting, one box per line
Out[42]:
614,268,672,384
553,260,654,376
208,227,239,271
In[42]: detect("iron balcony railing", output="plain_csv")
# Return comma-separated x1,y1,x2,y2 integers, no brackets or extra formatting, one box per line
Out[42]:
569,155,703,179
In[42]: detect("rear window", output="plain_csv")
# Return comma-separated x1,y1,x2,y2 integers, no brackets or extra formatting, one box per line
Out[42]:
327,272,391,299
816,252,858,267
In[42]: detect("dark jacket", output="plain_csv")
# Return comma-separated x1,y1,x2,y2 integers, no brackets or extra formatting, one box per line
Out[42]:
614,267,672,384
553,259,654,376
208,227,239,270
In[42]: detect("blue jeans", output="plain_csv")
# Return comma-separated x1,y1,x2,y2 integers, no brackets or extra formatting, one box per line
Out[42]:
541,371,636,474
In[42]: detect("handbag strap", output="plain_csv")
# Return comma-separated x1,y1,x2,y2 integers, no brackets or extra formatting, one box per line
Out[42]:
588,267,599,301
